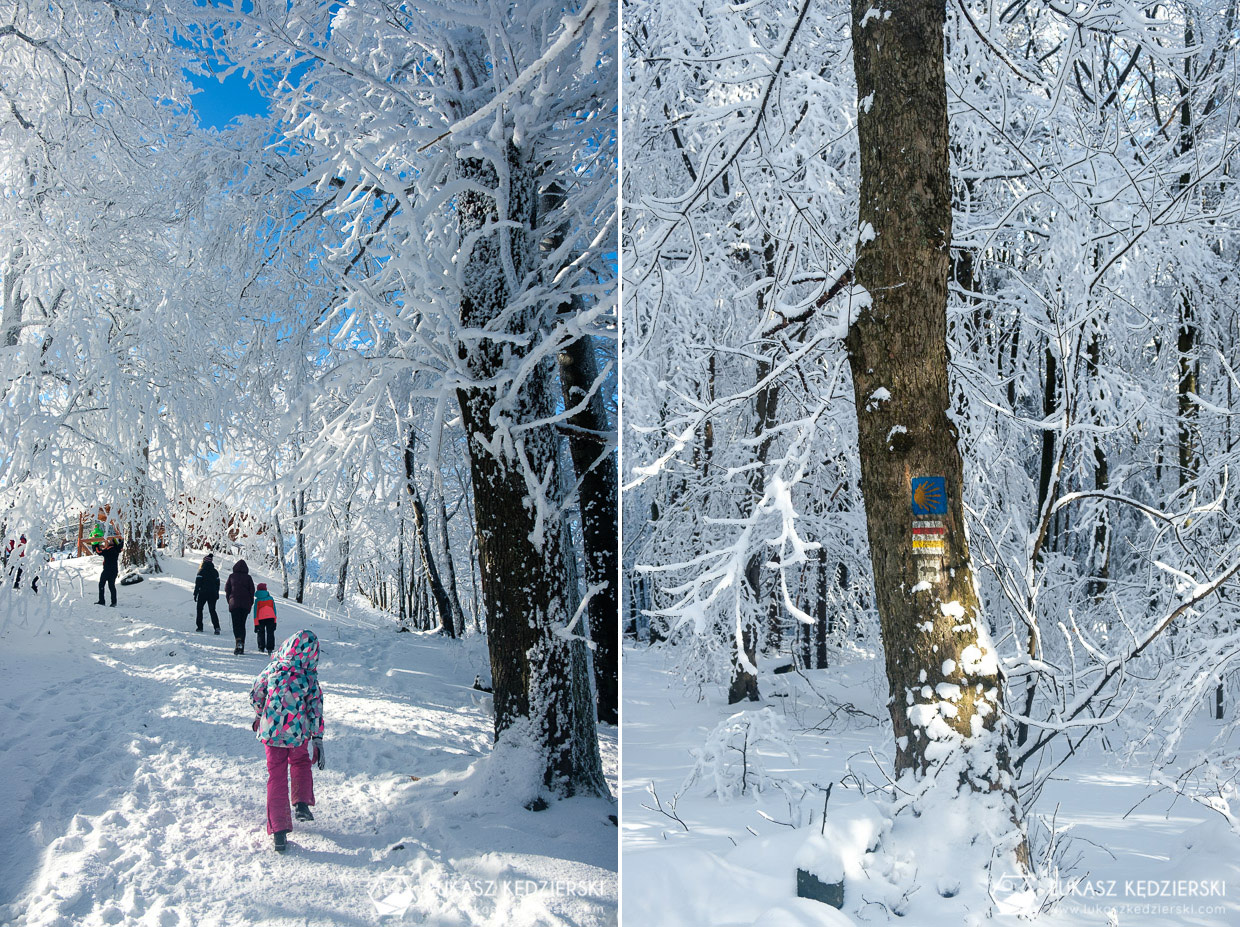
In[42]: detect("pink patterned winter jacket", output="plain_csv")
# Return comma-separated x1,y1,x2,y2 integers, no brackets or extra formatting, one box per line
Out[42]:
250,629,324,748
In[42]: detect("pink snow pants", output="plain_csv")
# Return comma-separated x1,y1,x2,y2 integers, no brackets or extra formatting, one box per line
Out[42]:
265,742,315,835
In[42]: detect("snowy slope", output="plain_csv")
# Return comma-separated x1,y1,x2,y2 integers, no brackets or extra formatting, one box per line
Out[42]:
621,645,1240,927
0,554,617,927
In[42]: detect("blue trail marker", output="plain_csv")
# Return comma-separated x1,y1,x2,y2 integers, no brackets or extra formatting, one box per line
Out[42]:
911,477,947,516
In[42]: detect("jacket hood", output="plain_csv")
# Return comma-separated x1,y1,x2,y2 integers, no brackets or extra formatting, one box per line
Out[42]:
232,560,249,574
275,629,319,671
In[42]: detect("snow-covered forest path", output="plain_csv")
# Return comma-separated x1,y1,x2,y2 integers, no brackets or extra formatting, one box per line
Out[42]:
622,649,1240,926
0,555,617,927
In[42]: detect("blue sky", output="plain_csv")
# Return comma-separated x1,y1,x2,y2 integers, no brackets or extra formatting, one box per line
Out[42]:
186,67,270,130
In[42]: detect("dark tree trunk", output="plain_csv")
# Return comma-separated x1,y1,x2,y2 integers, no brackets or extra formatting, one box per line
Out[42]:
3,251,23,349
397,515,408,625
1086,329,1110,601
450,70,605,795
814,550,832,670
274,510,290,599
436,494,469,634
542,177,619,728
731,241,784,704
406,430,458,638
556,332,619,725
335,535,349,604
848,0,1025,856
293,490,307,604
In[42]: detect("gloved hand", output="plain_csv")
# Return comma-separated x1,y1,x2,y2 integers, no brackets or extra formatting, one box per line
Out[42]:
251,715,260,732
311,736,325,770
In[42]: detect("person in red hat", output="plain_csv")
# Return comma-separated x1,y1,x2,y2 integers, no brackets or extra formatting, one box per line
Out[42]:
253,582,278,656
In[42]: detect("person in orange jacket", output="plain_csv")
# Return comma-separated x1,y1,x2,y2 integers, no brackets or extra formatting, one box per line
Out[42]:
253,582,278,656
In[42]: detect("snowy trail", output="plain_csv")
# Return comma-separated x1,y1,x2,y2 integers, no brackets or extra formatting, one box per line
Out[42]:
0,555,617,927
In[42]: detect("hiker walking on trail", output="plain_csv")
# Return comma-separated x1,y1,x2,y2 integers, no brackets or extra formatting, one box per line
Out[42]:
95,538,122,607
225,559,256,655
253,582,278,655
192,553,221,634
249,629,325,853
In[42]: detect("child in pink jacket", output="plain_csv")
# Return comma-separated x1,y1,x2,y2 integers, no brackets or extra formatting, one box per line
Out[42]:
249,629,325,852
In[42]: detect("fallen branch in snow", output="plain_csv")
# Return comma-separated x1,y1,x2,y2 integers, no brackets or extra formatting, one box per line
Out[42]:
641,782,689,832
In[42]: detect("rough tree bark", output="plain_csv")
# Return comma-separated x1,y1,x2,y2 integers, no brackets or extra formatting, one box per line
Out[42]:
847,0,1025,854
292,489,307,604
449,36,606,796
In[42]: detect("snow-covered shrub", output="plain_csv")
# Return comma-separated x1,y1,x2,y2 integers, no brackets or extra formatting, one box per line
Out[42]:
682,708,801,801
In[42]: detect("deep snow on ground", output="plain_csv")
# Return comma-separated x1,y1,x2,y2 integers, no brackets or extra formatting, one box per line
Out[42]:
621,644,1240,927
0,553,617,927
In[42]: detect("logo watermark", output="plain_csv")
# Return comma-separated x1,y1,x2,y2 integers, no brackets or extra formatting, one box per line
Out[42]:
366,873,613,920
993,874,1229,920
368,875,417,919
995,875,1227,900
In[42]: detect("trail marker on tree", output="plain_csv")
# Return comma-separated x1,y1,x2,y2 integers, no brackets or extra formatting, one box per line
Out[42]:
912,477,947,584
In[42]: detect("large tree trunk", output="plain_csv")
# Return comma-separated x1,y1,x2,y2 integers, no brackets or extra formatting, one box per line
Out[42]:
122,441,161,573
450,49,606,795
847,0,1025,856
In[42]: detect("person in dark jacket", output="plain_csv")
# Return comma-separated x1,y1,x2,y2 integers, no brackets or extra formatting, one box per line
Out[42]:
193,553,221,634
225,559,256,655
96,538,122,606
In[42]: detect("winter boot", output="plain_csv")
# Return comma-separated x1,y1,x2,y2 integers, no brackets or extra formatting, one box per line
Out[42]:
294,802,314,822
214,628,220,635
233,641,242,656
273,830,289,853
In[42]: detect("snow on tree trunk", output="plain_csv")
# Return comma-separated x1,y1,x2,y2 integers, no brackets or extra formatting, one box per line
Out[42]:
293,490,307,605
453,126,606,796
542,177,619,727
556,329,619,725
847,0,1027,861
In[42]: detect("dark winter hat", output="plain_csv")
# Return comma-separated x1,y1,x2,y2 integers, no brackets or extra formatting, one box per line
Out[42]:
204,553,213,561
257,582,268,591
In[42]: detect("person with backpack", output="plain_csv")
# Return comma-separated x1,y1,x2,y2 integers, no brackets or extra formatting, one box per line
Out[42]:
192,553,221,634
224,559,256,655
249,629,325,853
253,582,277,655
96,538,122,606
